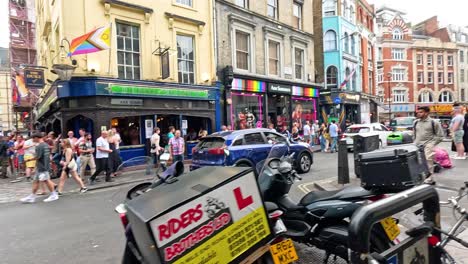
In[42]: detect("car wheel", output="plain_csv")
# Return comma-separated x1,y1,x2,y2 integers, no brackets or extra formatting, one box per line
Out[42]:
297,153,312,173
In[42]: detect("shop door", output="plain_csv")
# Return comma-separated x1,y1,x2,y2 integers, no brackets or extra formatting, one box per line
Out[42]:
268,95,290,130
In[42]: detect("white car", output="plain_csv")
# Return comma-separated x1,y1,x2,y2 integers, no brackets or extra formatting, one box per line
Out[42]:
342,123,393,150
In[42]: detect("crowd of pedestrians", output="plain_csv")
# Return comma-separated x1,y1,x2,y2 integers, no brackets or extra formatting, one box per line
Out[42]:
0,127,123,203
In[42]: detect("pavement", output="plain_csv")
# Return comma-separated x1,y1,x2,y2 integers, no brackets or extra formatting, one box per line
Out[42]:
1,143,467,263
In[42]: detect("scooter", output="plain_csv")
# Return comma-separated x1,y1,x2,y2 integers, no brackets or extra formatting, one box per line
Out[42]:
257,144,395,262
115,160,289,264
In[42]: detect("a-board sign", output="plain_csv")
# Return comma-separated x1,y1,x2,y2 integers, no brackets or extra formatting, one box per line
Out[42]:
125,166,272,264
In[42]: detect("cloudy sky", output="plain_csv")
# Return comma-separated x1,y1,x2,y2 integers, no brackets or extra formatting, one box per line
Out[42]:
0,0,467,48
366,0,468,27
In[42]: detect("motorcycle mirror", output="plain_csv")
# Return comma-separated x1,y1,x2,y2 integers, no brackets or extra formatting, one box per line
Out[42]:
160,161,185,180
278,161,292,174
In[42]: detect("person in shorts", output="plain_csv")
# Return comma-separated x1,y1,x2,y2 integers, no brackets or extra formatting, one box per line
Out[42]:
23,136,37,181
450,105,466,159
20,133,59,203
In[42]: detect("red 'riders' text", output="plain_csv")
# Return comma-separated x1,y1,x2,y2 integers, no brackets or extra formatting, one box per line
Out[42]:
158,204,204,242
164,212,231,261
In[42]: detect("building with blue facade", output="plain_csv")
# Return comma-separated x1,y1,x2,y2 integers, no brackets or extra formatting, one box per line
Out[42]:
320,0,364,128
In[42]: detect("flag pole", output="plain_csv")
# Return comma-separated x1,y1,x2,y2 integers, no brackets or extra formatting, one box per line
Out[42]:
108,22,113,75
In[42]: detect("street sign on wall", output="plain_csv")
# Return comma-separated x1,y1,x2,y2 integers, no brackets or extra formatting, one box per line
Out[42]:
24,69,45,88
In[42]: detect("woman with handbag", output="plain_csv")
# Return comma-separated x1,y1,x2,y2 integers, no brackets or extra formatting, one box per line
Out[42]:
56,139,87,195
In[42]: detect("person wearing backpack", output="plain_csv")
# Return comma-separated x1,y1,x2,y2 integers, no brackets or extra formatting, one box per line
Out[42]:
413,106,444,182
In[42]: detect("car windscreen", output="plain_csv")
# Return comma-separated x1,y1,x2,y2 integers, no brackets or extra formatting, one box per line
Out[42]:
196,137,225,149
390,118,415,126
345,127,370,133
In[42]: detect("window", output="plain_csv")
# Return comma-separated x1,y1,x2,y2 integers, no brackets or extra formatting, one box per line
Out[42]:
462,89,466,101
417,72,424,83
267,0,277,19
235,30,251,71
427,54,433,66
368,70,373,91
416,54,423,65
391,68,405,81
448,55,453,66
368,42,373,60
293,2,302,30
418,91,433,103
448,72,453,84
439,91,453,103
437,54,443,66
117,22,141,80
324,30,337,51
428,72,434,83
378,47,383,61
391,48,404,60
268,40,280,76
235,0,248,8
264,132,287,144
352,72,357,91
392,28,403,40
351,36,355,55
326,66,338,87
244,133,265,145
111,116,141,146
345,68,351,89
344,33,349,53
177,35,195,84
176,0,192,7
393,89,406,103
323,0,336,16
349,6,355,23
438,72,444,84
294,48,304,80
461,69,465,82
378,71,383,83
460,50,464,63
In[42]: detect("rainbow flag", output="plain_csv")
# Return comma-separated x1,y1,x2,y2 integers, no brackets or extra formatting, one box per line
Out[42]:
69,25,111,56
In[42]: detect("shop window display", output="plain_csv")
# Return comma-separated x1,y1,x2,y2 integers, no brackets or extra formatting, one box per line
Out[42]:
231,93,264,130
267,95,290,130
292,98,317,131
111,116,141,146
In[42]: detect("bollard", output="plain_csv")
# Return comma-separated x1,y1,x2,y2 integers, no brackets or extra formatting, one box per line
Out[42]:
338,139,350,184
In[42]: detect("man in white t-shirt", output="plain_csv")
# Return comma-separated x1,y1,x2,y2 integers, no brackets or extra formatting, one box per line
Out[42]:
303,121,311,144
88,131,113,184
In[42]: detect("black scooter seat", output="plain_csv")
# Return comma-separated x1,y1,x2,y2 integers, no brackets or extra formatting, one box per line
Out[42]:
299,186,375,205
264,202,279,213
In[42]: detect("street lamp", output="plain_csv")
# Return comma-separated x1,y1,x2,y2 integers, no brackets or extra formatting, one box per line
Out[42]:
386,72,392,121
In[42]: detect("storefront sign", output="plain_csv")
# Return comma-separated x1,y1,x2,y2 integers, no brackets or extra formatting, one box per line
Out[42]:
338,93,360,104
231,78,266,93
292,86,319,97
161,51,170,80
391,104,415,113
24,69,45,88
417,104,453,114
150,173,270,264
110,98,143,106
108,84,209,99
268,84,292,94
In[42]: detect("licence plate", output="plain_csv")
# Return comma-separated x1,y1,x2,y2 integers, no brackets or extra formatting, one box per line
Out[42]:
269,239,298,264
381,217,400,241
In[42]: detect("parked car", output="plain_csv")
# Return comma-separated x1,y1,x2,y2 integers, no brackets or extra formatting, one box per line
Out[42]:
342,123,393,150
389,117,416,132
190,128,313,173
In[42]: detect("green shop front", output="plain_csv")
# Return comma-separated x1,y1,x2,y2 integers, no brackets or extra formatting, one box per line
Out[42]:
35,77,221,161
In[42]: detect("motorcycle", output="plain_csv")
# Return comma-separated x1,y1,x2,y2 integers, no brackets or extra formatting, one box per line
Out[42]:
257,144,395,262
115,160,290,264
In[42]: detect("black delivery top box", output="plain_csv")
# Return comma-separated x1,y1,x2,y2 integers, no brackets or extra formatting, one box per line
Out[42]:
125,166,272,264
